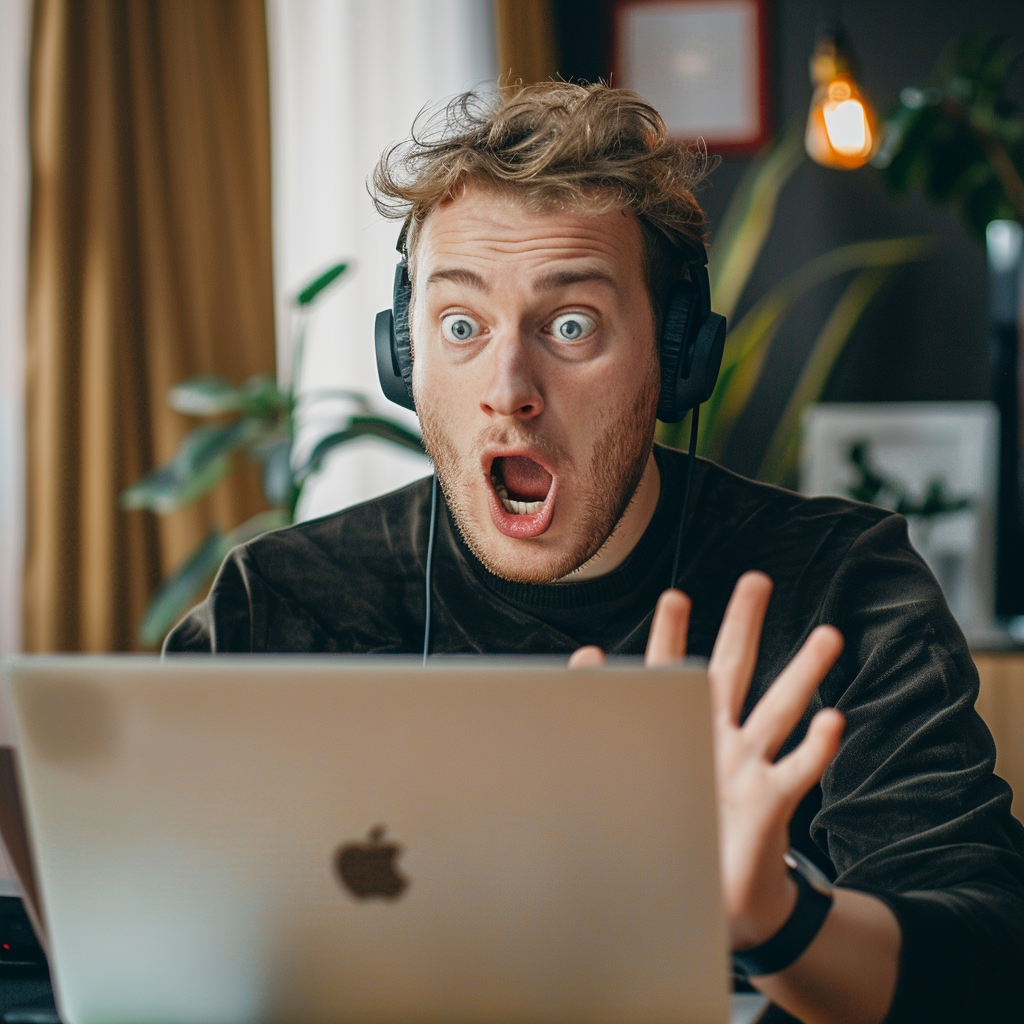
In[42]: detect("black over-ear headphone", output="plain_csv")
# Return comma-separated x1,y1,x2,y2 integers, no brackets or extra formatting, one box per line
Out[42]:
374,233,727,423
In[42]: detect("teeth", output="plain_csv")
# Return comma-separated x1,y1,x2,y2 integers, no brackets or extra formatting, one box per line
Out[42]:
492,473,542,515
499,496,543,515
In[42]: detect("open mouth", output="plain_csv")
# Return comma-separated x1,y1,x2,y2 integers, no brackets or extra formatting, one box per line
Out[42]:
487,455,556,538
491,456,553,514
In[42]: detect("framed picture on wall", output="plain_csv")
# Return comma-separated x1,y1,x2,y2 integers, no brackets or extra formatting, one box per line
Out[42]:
612,0,771,153
801,402,1000,639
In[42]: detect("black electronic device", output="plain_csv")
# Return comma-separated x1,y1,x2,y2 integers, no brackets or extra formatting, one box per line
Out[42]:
374,258,415,412
373,226,728,658
0,897,47,976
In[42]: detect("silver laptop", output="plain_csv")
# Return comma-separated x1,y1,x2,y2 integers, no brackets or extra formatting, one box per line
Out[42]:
2,655,763,1024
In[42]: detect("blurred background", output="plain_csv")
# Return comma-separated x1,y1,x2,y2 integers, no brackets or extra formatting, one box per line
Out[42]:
0,0,1022,669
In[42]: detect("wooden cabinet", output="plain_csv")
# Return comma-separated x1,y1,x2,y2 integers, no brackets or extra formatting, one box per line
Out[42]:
974,653,1024,823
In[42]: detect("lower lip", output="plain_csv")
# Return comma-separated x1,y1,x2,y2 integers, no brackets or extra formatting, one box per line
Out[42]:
487,479,556,539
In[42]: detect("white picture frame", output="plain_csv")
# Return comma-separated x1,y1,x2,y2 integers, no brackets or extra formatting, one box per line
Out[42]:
613,0,770,152
801,403,1000,638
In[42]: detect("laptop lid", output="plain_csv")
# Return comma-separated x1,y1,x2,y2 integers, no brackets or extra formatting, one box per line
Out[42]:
4,655,730,1024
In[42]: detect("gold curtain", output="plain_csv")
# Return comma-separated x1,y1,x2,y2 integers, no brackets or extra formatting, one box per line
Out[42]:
24,0,276,652
494,0,559,85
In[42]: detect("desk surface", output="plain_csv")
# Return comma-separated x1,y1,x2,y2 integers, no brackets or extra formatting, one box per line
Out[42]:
0,982,768,1024
973,653,1024,822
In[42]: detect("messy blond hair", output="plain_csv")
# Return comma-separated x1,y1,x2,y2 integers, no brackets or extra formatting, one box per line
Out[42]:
371,81,712,323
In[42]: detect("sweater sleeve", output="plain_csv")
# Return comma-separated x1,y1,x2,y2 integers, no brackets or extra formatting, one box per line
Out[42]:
812,513,1024,1023
162,547,256,654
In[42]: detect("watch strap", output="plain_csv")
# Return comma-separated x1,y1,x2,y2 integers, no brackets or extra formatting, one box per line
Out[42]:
732,851,834,978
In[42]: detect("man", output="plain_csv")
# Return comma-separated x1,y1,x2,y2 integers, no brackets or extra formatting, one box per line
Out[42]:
167,83,1024,1023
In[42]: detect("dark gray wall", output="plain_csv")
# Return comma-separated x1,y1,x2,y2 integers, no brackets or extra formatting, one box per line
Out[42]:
554,0,1024,478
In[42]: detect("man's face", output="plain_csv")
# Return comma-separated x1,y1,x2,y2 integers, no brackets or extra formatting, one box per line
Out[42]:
411,182,661,584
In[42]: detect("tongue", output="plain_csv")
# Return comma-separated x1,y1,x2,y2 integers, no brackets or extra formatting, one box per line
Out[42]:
498,456,552,501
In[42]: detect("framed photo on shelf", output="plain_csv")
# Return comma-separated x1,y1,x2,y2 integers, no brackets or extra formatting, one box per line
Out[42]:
612,0,771,153
801,402,1000,638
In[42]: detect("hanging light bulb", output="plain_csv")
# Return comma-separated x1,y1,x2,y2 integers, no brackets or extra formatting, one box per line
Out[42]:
805,19,878,169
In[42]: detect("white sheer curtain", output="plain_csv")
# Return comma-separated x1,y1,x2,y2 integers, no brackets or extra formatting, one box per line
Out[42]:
266,0,497,520
0,0,29,741
0,0,28,887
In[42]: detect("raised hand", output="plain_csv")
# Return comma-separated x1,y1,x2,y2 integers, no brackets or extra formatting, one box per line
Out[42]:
708,572,844,949
569,572,846,950
570,573,902,1023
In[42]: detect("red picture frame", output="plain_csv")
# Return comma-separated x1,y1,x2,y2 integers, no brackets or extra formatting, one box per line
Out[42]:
612,0,772,155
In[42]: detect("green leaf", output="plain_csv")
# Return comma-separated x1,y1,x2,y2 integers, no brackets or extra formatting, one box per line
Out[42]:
121,419,266,513
123,453,233,514
700,236,938,462
757,267,896,487
168,377,244,416
225,508,292,546
136,510,292,647
924,131,989,205
972,34,1023,106
168,375,288,421
876,29,1024,234
874,103,944,189
137,530,232,647
295,416,424,481
258,438,294,508
238,374,289,419
707,120,806,323
295,262,350,307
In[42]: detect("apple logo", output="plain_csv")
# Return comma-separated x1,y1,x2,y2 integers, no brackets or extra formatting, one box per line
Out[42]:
335,825,409,899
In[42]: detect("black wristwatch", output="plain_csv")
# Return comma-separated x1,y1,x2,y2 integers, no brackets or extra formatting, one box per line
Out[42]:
732,849,834,978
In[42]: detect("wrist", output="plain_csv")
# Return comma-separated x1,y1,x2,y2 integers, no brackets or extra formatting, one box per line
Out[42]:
732,871,799,950
733,850,835,978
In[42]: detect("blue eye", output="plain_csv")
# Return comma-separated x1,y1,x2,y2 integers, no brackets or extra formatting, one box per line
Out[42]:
441,314,481,343
551,312,596,341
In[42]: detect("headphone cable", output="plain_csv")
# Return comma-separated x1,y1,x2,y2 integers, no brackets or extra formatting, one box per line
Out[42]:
422,471,439,665
671,403,701,591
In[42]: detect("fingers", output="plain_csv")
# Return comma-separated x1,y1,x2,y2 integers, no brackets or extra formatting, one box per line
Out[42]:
743,625,844,761
774,707,845,813
568,645,606,669
645,590,691,666
708,572,773,725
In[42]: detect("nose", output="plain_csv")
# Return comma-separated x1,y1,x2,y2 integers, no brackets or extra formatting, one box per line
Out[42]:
479,329,544,421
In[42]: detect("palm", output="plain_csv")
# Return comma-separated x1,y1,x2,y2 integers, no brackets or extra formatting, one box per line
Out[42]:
569,572,845,948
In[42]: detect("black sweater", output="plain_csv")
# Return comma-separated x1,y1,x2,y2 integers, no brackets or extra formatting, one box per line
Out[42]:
166,445,1024,1023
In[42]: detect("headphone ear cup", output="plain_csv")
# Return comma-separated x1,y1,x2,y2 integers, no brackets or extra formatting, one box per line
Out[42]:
375,263,416,411
656,282,727,422
685,312,726,409
375,308,415,410
392,263,414,396
657,284,697,423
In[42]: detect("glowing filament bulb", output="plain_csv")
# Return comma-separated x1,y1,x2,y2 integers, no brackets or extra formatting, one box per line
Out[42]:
823,96,869,155
805,76,877,169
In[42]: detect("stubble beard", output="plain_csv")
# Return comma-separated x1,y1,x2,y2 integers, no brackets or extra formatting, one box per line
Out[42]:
418,365,661,584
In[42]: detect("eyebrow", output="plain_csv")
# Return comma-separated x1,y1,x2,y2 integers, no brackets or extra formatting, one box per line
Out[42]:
424,266,619,294
533,268,619,293
425,267,488,290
